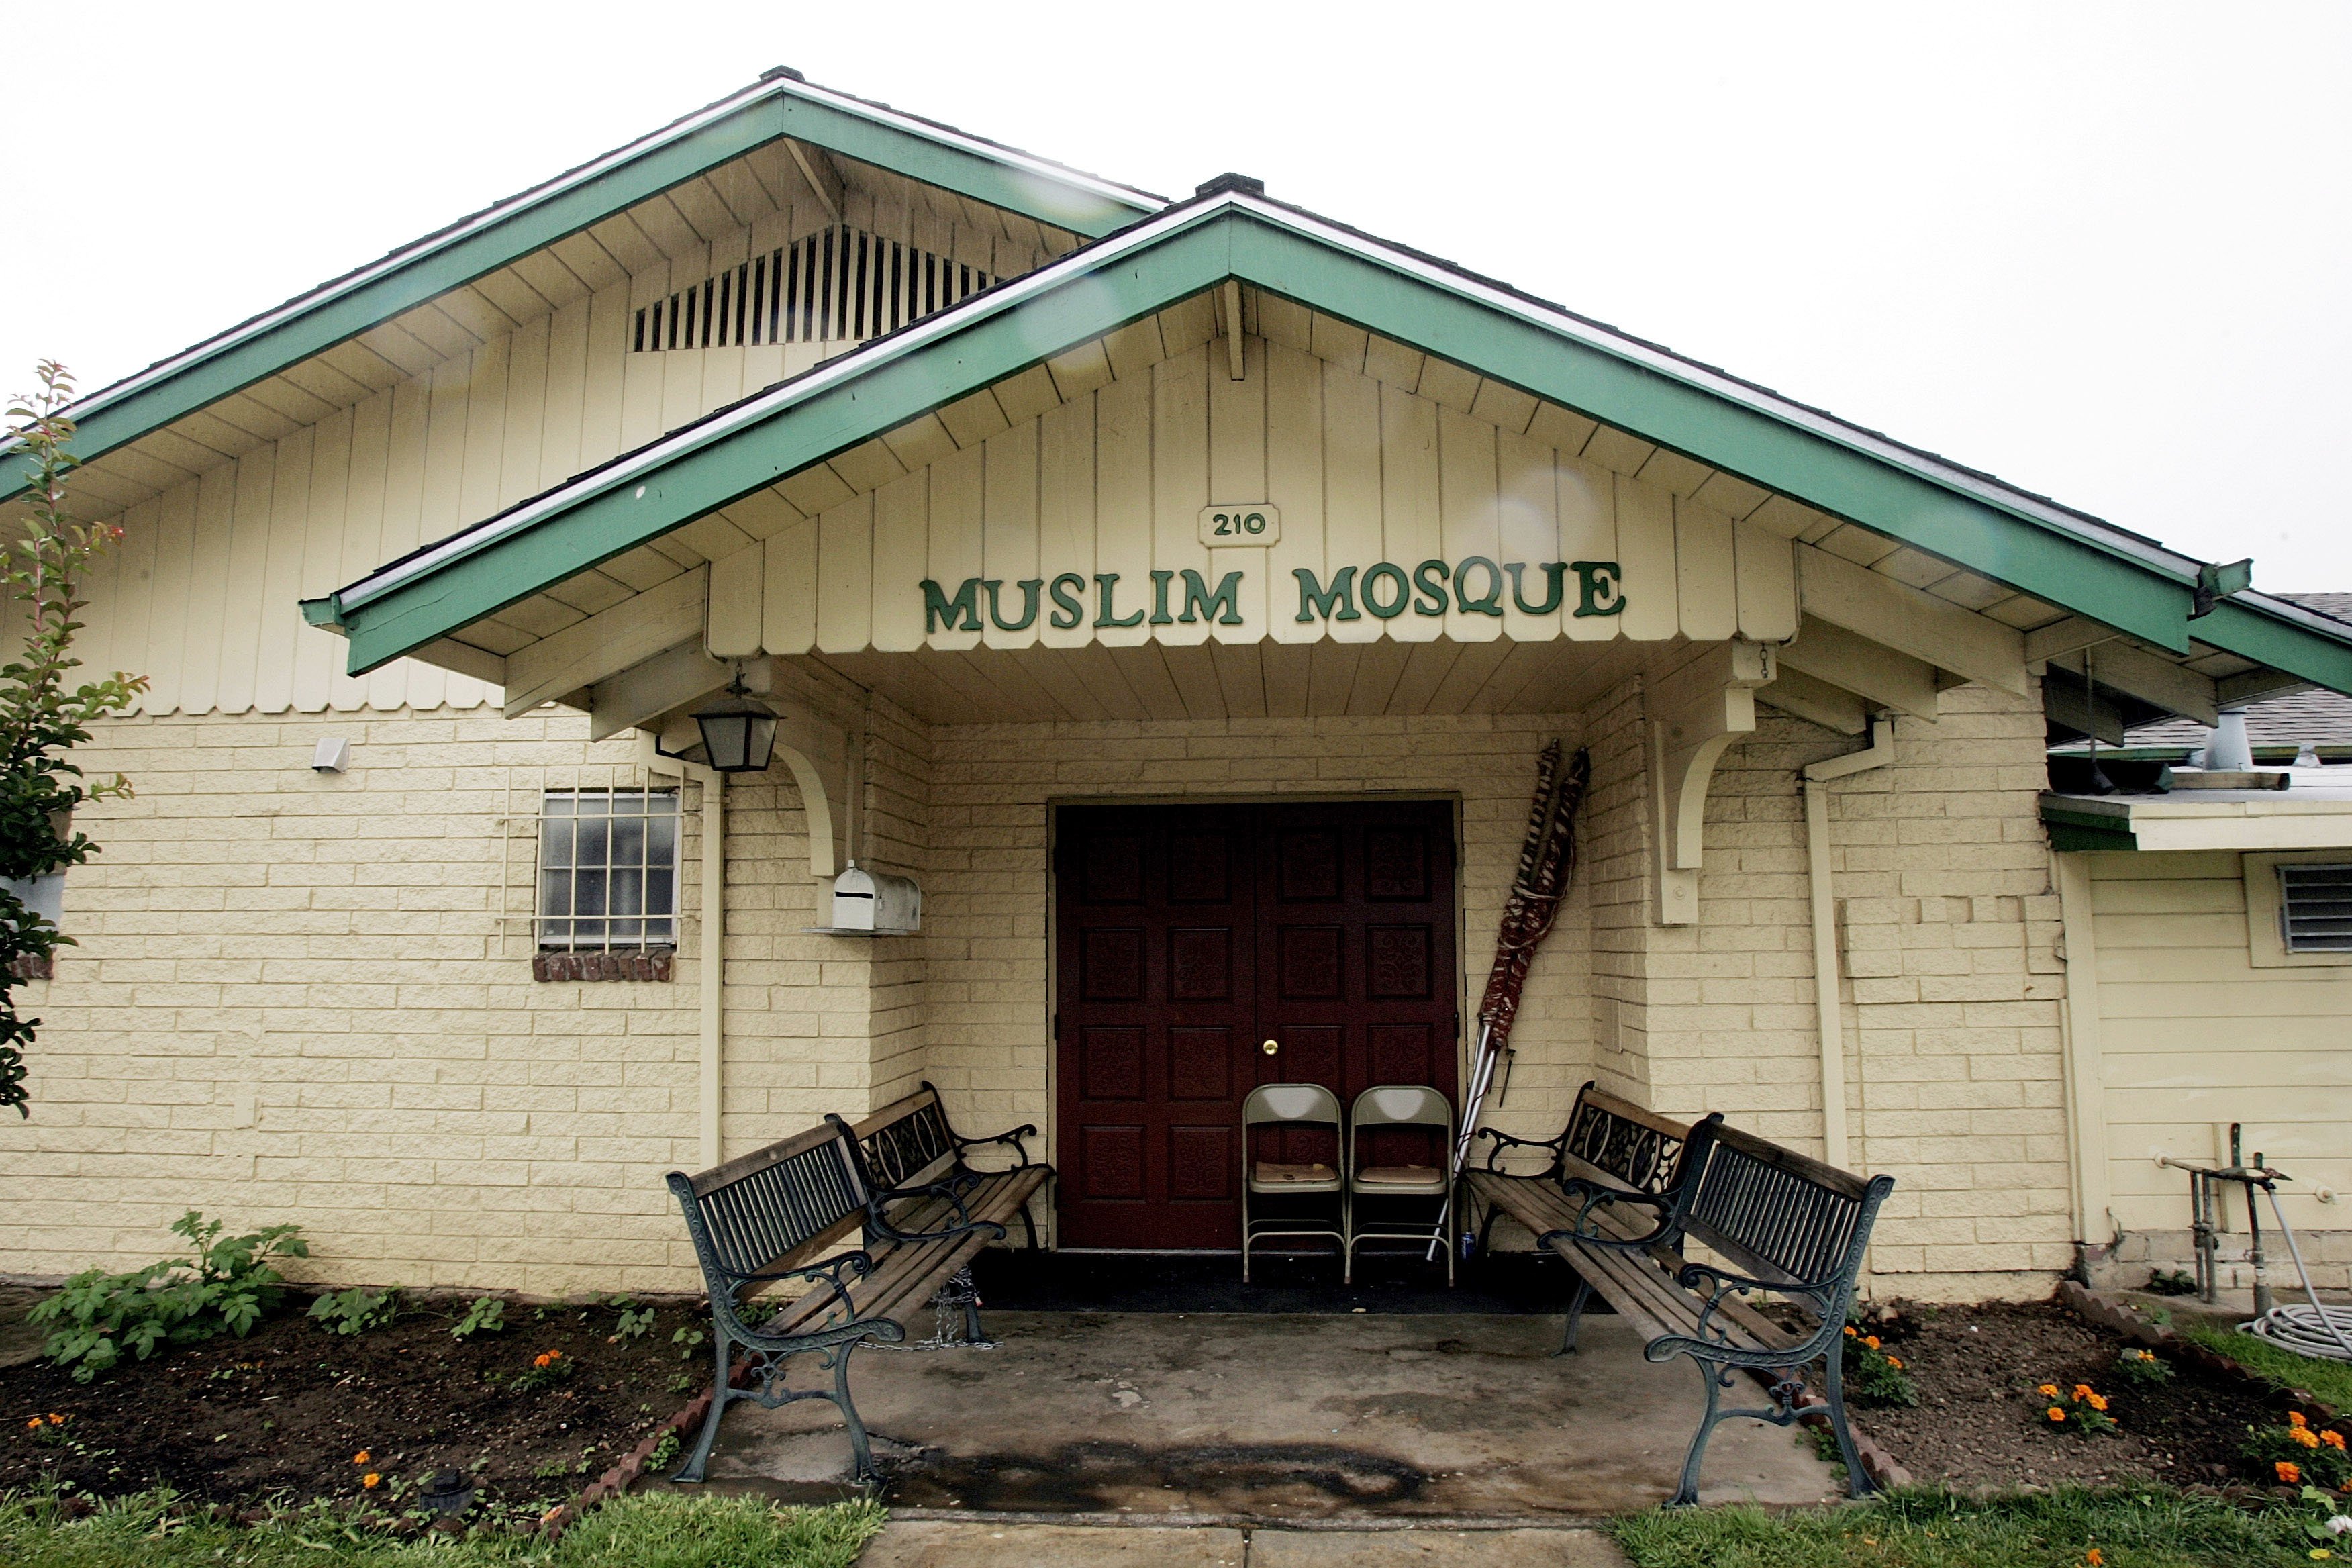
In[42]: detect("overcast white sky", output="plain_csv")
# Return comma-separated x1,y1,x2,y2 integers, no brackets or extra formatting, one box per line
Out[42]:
9,1,2348,590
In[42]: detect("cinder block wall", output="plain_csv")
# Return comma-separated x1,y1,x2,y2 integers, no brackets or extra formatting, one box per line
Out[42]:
0,703,919,1296
1605,679,2077,1300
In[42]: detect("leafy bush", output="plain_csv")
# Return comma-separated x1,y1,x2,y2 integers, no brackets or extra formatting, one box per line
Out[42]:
307,1287,398,1336
2115,1345,2173,1385
28,1211,307,1381
1839,1324,1919,1408
2146,1267,2200,1296
614,1306,654,1340
2245,1410,2352,1489
450,1295,507,1340
2035,1380,2118,1436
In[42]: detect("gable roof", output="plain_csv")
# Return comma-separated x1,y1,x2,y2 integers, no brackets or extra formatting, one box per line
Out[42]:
300,183,2352,701
7,69,1161,497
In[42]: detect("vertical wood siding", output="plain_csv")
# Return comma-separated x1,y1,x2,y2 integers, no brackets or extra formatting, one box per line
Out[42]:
72,188,1055,716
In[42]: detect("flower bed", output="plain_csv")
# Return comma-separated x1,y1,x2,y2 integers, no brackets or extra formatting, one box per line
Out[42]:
1,1289,707,1529
1843,1298,2296,1489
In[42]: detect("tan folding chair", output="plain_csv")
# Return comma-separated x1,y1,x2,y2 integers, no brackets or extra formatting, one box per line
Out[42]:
1240,1083,1346,1282
1345,1085,1455,1285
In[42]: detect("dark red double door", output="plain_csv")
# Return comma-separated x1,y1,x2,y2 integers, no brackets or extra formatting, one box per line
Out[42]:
1054,801,1459,1251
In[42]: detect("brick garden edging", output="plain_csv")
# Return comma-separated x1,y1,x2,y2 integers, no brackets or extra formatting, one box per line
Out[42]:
2057,1279,2343,1430
540,1354,752,1537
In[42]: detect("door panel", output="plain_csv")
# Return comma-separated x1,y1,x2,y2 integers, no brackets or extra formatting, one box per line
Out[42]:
1055,799,1457,1249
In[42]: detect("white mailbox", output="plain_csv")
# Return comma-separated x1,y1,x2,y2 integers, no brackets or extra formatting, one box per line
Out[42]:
829,862,922,934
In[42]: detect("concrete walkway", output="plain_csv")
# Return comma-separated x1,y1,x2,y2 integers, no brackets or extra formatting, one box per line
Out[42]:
862,1520,1630,1566
693,1309,1835,1520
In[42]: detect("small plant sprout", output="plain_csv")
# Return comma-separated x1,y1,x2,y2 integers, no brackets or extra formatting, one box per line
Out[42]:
307,1287,398,1336
511,1347,576,1393
2114,1346,2173,1385
450,1296,507,1340
614,1306,654,1341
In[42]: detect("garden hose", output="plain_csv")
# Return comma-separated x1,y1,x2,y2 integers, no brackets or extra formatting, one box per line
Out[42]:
2238,1183,2352,1363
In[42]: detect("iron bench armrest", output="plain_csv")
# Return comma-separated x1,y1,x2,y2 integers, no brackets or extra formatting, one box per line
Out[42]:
950,1122,1038,1169
1474,1127,1568,1176
864,1180,1009,1246
1640,1259,1845,1370
1536,1179,1681,1251
712,1252,891,1350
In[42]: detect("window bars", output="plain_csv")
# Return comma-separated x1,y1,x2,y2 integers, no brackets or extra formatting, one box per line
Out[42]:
630,225,996,354
498,768,684,952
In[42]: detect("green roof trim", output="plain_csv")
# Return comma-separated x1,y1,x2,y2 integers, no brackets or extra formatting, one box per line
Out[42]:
318,195,2352,692
12,75,1159,497
2040,799,2139,853
2194,597,2352,697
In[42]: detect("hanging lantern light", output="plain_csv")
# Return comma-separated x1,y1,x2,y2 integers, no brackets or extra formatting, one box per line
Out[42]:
691,672,779,773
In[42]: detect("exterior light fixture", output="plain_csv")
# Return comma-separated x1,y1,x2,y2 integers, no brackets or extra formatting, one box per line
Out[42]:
692,672,778,773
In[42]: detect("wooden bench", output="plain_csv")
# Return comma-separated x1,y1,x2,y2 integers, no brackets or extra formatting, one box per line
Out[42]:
663,1086,1052,1485
1461,1081,1720,1298
1539,1123,1894,1506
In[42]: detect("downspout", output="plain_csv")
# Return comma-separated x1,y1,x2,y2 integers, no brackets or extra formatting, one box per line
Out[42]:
1802,715,1896,1170
644,738,726,1169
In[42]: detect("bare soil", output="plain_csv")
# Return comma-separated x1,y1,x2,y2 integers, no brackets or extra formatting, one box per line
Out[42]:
0,1291,701,1522
1852,1298,2298,1489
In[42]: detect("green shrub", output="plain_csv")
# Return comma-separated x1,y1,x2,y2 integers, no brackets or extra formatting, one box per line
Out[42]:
307,1288,397,1337
28,1212,307,1381
449,1295,507,1340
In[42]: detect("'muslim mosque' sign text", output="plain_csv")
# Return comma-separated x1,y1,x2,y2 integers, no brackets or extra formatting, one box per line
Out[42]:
920,558,1626,634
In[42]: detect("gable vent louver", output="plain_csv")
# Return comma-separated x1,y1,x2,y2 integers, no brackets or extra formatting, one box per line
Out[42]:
630,225,995,354
2281,863,2352,952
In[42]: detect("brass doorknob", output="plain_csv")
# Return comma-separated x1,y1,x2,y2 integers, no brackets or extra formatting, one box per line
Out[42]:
1262,1039,1279,1056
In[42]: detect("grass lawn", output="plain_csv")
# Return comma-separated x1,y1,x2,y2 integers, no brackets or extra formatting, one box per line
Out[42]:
0,1490,885,1568
2175,1316,2352,1413
1610,1486,2332,1567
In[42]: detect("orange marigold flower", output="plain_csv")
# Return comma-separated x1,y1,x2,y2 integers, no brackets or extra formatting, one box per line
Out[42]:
2324,1430,2347,1451
2086,1550,2105,1567
352,1451,370,1465
2295,1427,2323,1449
1845,1326,1857,1336
2086,1393,2108,1412
2049,1407,2067,1422
362,1473,381,1490
2039,1383,2061,1398
2074,1384,2096,1401
534,1353,555,1368
23,1418,38,1430
2294,1412,2312,1428
1863,1336,1881,1350
2280,1461,2304,1485
48,1415,64,1426
1887,1357,1905,1370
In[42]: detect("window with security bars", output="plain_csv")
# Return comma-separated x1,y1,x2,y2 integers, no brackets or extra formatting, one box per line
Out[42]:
537,789,679,949
2280,863,2352,952
629,224,994,353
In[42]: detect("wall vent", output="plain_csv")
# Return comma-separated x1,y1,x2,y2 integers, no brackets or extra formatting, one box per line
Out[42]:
2280,863,2352,952
630,226,995,354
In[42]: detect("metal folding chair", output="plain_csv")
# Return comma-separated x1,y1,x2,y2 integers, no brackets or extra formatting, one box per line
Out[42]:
1240,1083,1346,1282
1345,1085,1455,1285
